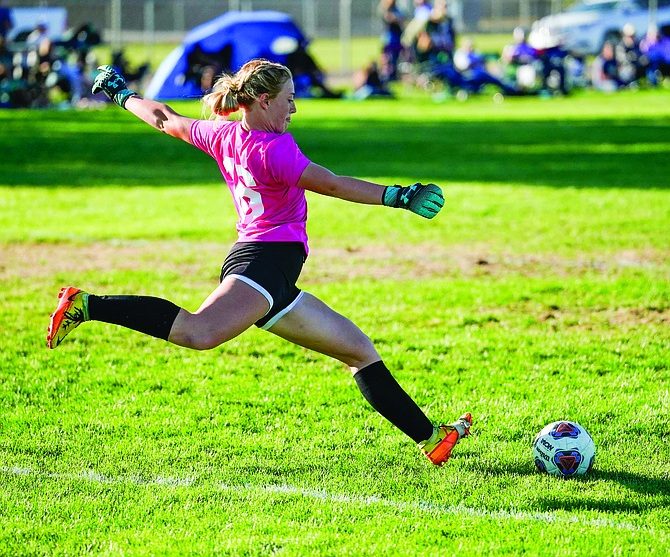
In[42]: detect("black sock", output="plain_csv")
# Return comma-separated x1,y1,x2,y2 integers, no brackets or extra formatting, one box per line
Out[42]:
354,361,434,443
87,295,182,341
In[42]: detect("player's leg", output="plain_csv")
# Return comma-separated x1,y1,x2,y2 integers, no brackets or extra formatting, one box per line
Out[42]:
47,277,269,350
266,291,380,372
267,292,471,463
167,277,269,349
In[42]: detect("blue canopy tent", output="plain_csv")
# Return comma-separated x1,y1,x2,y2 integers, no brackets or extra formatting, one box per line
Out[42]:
145,11,314,100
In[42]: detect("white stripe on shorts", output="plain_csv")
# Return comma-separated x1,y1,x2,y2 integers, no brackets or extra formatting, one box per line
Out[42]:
260,290,305,331
228,274,274,314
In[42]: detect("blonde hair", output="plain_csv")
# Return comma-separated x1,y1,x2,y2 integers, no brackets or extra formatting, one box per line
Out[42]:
202,59,293,117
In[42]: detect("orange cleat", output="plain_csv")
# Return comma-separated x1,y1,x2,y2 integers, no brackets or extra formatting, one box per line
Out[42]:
46,287,89,349
420,412,472,466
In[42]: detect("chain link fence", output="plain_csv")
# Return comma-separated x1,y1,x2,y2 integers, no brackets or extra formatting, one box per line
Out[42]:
7,0,562,43
8,0,380,42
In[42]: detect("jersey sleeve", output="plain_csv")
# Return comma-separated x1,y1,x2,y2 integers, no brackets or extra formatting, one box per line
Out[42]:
265,133,311,188
189,119,218,158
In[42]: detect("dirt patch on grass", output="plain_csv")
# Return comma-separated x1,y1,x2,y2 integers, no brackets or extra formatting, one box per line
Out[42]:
302,243,668,284
607,307,670,326
1,240,667,284
6,241,667,328
537,305,670,328
0,240,225,283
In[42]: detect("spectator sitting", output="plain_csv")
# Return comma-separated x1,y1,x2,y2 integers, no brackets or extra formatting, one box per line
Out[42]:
502,27,539,65
199,64,217,93
591,41,623,92
0,17,108,108
425,0,456,61
615,23,645,85
352,59,394,99
640,25,670,85
183,43,232,93
502,27,541,91
451,37,517,95
112,50,149,85
537,39,570,95
402,0,456,67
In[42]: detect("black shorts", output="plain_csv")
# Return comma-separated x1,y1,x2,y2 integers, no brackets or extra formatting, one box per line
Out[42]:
220,241,306,330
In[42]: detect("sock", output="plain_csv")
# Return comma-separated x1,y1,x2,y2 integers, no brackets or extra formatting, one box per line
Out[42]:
354,360,434,443
87,294,182,341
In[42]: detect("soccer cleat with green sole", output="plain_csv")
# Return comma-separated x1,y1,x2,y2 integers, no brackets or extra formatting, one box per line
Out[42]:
47,287,89,349
420,412,472,466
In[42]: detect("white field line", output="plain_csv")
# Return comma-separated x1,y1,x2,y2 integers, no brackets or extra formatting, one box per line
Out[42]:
224,483,649,532
2,466,196,487
2,466,649,532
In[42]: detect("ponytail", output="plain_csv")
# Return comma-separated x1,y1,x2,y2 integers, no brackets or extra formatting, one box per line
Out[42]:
202,59,292,119
202,74,240,117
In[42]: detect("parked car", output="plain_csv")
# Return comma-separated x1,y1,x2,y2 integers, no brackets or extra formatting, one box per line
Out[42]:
529,0,670,56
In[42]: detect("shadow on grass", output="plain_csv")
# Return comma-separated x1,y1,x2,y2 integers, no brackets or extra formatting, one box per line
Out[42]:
297,119,670,190
2,110,669,188
538,485,670,516
536,470,670,514
590,469,670,498
463,456,670,513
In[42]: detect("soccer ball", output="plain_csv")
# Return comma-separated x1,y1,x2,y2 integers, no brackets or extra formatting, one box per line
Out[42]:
532,421,596,477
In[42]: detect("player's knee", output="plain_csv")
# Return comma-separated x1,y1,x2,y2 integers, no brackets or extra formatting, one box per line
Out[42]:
179,328,230,351
171,312,242,350
341,333,379,369
190,336,221,351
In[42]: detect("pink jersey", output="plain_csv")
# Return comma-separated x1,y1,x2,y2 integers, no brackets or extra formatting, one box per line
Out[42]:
190,119,311,252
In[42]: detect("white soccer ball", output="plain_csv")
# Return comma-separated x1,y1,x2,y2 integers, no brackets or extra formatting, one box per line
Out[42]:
532,421,596,477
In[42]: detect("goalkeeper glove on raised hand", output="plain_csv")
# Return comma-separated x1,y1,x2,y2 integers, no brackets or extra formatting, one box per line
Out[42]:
92,65,136,109
382,183,444,219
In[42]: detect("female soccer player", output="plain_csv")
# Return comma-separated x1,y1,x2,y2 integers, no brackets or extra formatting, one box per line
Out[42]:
47,60,471,465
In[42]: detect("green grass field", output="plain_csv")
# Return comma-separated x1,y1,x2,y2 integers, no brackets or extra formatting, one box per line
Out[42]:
1,87,670,556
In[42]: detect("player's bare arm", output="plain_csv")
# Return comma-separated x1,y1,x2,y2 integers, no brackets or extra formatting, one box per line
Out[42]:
297,162,385,204
92,65,194,144
297,162,446,219
124,96,195,144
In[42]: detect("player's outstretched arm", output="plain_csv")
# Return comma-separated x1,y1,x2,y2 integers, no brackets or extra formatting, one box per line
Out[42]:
92,65,195,144
124,96,195,144
297,162,444,219
297,163,386,205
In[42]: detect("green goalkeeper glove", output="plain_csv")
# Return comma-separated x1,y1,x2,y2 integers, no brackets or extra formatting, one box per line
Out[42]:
92,65,136,109
382,183,444,219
